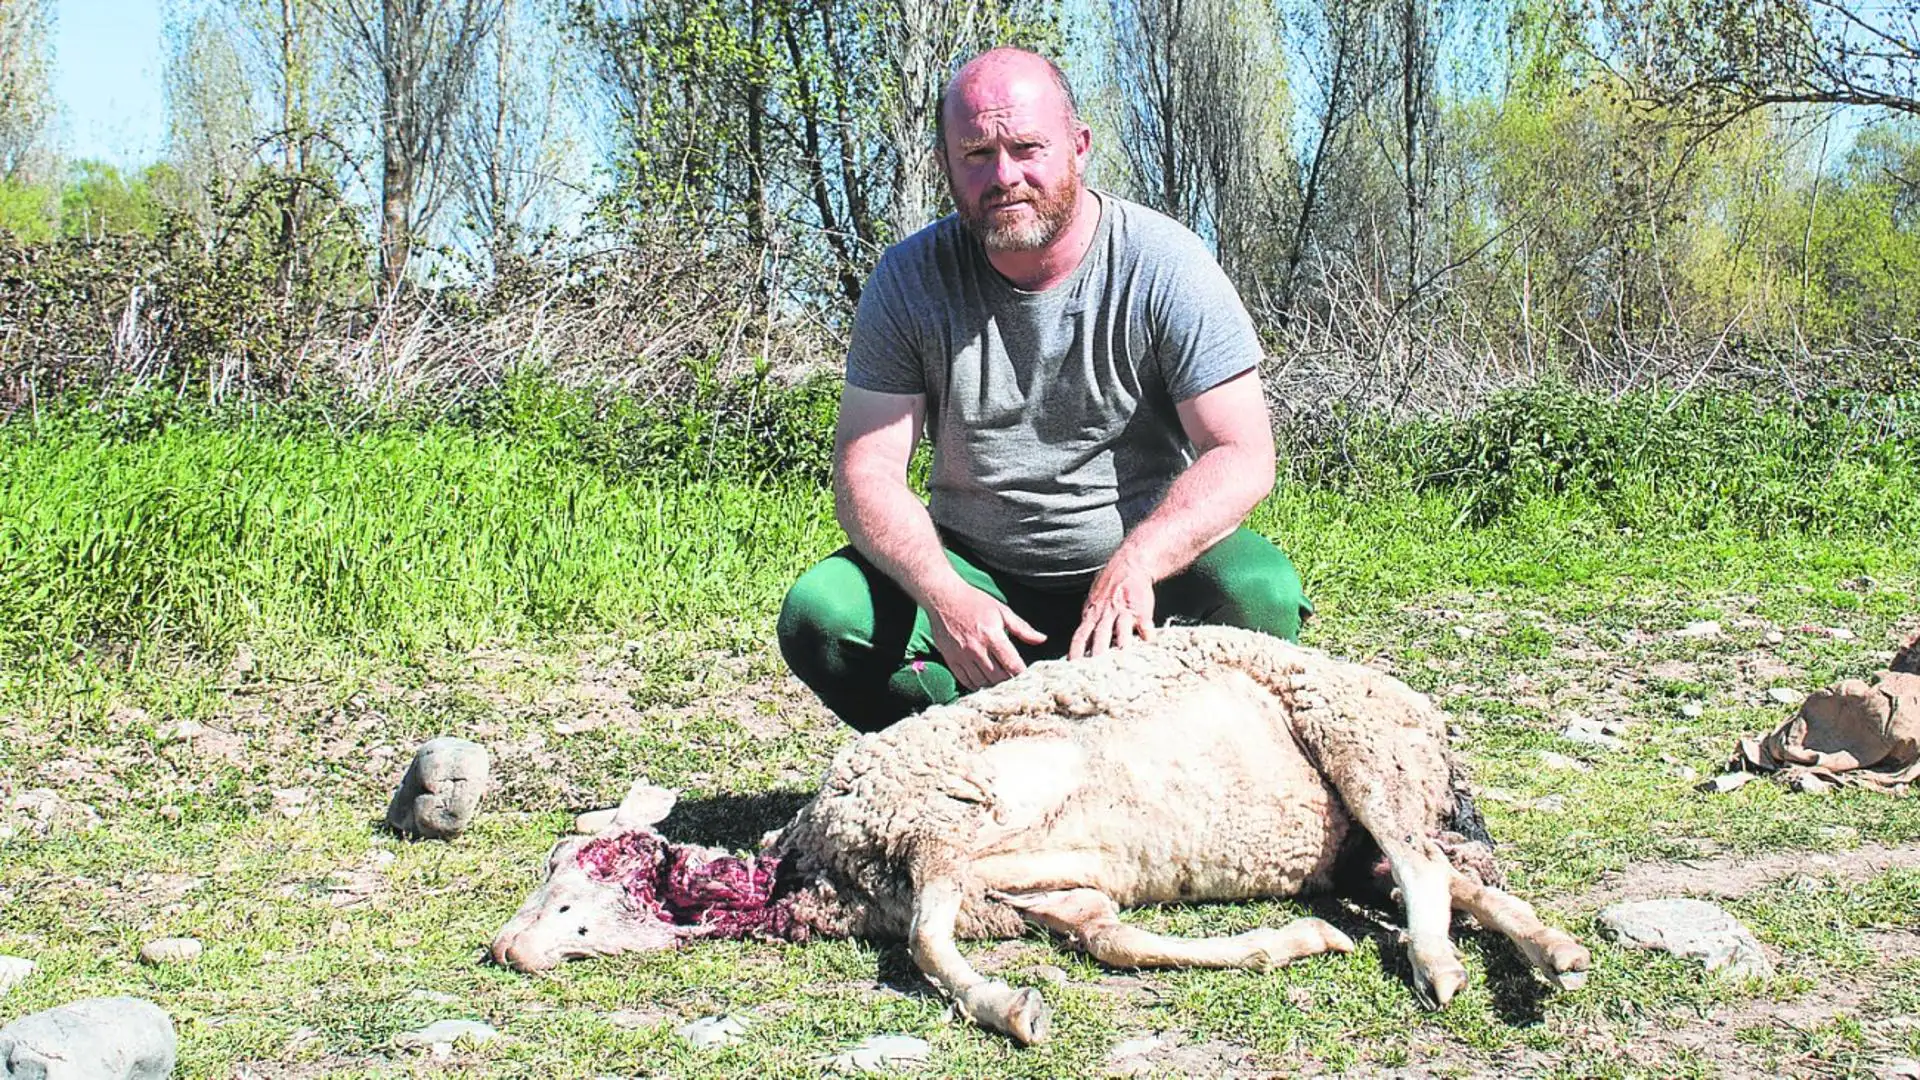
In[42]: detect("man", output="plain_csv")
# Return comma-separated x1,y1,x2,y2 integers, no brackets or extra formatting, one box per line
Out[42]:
778,46,1310,732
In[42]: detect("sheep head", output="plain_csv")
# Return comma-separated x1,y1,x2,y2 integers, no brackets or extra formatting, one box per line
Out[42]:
490,780,690,971
491,779,809,973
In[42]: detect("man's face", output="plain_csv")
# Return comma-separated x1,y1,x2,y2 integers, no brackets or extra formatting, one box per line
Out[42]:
939,61,1089,253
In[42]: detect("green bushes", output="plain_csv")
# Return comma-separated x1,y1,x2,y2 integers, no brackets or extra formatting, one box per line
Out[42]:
1279,387,1920,534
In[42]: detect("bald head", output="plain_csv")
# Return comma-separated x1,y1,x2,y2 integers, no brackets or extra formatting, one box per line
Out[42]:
935,48,1080,156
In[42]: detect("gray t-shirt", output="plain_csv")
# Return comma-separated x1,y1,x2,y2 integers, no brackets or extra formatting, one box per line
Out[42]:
845,190,1263,587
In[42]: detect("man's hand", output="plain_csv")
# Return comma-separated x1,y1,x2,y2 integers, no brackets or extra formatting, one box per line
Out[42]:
927,586,1048,689
1069,553,1156,659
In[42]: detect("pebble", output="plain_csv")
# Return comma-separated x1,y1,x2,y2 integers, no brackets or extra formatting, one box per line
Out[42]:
1763,629,1785,646
1526,794,1567,813
0,956,34,997
1597,898,1774,979
386,737,491,839
1027,964,1069,985
0,996,176,1079
1560,719,1624,750
1767,685,1805,704
676,1014,748,1049
1674,621,1722,639
1696,771,1756,794
138,937,202,965
826,1034,931,1072
573,807,619,834
1453,626,1475,640
1680,702,1706,719
394,1018,498,1050
1538,750,1590,772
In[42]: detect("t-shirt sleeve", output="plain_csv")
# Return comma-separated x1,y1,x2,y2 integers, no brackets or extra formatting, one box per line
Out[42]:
1150,239,1265,402
844,250,926,395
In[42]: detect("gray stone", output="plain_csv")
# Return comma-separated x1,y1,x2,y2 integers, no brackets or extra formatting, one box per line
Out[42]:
573,807,619,835
1027,964,1070,985
1767,686,1803,705
138,938,201,966
826,1034,931,1073
1680,702,1706,719
0,996,176,1079
676,1014,747,1049
1674,621,1723,640
0,957,33,998
393,1019,498,1049
1763,629,1785,646
386,738,490,839
1597,898,1774,979
1561,719,1624,750
1538,750,1590,772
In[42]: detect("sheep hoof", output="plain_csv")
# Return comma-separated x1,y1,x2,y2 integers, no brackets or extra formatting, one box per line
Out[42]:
961,981,1051,1045
1008,987,1050,1045
1411,955,1468,1009
1541,940,1592,991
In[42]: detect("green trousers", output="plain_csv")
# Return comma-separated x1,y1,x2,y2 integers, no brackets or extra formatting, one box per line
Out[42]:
777,527,1311,732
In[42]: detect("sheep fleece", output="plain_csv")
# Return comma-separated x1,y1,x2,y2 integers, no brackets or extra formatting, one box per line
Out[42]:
767,625,1455,940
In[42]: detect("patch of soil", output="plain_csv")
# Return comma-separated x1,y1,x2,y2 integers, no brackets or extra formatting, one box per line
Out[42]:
1563,843,1920,912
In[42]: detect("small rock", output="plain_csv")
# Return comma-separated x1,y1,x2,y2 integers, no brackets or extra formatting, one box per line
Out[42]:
1453,626,1475,640
394,1019,498,1049
1674,621,1722,640
827,1034,931,1073
676,1014,747,1049
228,643,257,679
0,996,176,1079
1767,686,1803,705
386,737,491,840
1763,629,1785,646
1680,702,1706,719
573,807,619,835
1028,964,1069,985
1597,898,1773,979
1676,765,1700,782
0,956,35,996
1526,794,1567,813
1538,750,1589,771
1561,719,1623,750
1108,1034,1167,1062
139,937,202,965
1696,771,1756,794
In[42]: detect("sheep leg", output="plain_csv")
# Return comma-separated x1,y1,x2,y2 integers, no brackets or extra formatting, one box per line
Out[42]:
907,876,1050,1045
1449,871,1590,991
998,888,1354,971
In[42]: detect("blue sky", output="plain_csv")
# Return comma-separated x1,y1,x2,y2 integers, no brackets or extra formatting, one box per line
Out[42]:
51,0,168,167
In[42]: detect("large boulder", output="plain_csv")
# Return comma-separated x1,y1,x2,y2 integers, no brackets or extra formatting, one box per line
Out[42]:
0,996,176,1079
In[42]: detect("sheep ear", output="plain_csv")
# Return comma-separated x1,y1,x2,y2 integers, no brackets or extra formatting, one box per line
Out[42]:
610,779,679,830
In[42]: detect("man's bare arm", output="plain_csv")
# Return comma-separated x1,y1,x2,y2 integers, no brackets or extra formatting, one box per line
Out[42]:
834,385,1045,687
1069,369,1277,658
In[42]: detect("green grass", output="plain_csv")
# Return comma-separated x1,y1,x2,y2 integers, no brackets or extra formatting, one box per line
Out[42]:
1,404,1917,1076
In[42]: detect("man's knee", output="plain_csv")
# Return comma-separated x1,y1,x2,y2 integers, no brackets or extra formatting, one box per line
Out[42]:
778,555,869,678
1210,567,1310,641
1164,529,1312,642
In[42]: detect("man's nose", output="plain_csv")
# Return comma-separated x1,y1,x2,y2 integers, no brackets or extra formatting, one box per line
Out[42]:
992,148,1022,189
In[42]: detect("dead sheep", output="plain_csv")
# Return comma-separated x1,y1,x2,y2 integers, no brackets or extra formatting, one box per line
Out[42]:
492,625,1589,1044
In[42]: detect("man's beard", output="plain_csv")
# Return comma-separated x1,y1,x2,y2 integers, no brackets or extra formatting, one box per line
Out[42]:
953,165,1082,253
